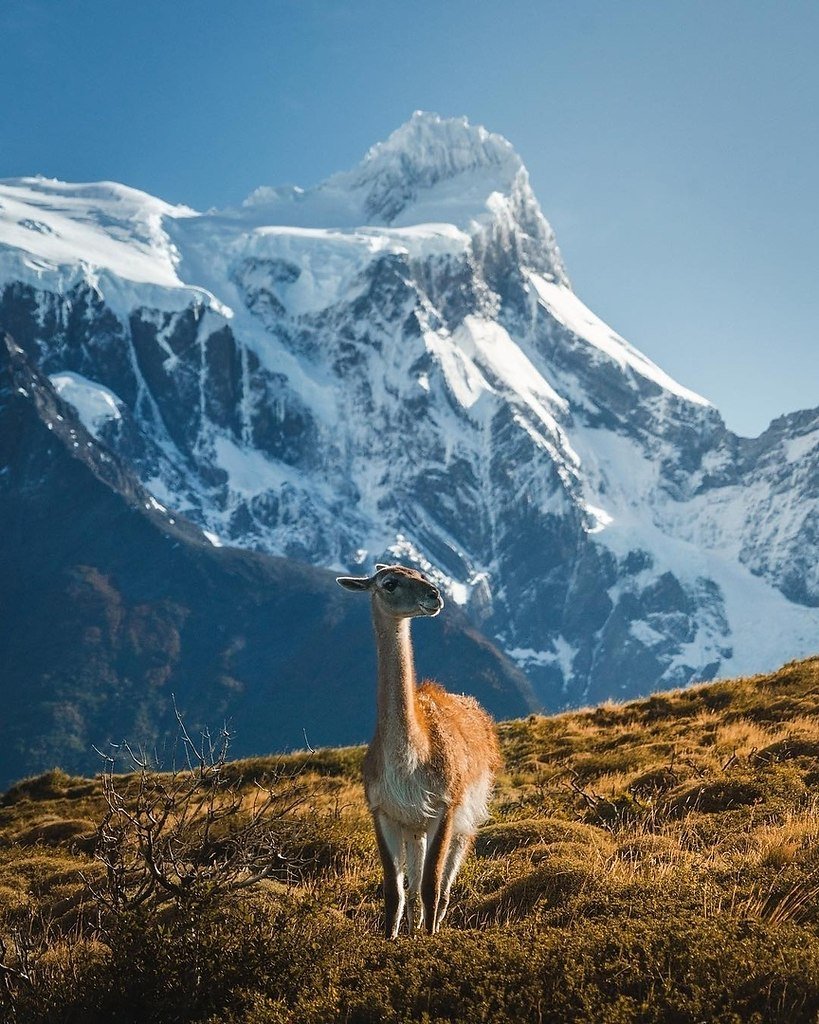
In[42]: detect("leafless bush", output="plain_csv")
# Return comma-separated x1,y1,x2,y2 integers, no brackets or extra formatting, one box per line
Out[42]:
0,713,315,1018
86,707,311,912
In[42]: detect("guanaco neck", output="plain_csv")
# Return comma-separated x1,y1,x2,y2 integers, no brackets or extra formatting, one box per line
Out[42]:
371,603,428,757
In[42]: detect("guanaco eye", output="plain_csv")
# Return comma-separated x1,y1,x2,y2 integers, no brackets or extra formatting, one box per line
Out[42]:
382,579,398,592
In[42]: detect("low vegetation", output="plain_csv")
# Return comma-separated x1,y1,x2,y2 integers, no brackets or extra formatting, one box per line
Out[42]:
3,657,819,1022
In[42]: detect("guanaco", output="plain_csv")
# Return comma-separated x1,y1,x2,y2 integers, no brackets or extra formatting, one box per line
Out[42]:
337,563,500,937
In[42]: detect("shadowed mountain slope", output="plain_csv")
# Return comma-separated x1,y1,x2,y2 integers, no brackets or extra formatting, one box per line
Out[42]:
0,334,534,788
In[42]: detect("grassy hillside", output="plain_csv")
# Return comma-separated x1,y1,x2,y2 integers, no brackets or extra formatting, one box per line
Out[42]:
3,656,819,1022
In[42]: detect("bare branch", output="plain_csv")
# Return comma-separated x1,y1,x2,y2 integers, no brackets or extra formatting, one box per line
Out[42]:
86,713,310,915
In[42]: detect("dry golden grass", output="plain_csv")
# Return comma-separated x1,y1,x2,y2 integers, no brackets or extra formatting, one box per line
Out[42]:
3,656,819,1022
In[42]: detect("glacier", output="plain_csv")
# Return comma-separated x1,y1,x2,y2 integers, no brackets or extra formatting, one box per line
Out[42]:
1,110,817,707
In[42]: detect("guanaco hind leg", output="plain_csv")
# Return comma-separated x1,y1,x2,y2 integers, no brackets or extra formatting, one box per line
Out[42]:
373,813,405,939
437,831,474,925
421,808,454,934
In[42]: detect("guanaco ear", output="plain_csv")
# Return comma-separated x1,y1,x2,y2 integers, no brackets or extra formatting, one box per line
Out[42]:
374,563,391,571
336,575,373,592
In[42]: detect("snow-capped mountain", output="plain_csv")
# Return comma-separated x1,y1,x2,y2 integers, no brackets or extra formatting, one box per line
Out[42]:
1,111,817,707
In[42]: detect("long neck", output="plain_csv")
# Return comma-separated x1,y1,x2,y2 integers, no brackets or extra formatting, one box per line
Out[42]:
372,604,427,755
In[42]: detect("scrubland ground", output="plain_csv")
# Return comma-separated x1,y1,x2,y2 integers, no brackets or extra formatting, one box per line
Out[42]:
3,657,819,1022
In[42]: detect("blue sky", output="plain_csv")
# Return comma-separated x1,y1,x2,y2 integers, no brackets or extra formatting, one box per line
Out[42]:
2,0,817,435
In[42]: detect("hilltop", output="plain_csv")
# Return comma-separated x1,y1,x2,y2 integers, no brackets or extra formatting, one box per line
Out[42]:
3,656,819,1022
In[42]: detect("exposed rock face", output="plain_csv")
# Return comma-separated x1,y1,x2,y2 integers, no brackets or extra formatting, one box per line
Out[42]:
1,112,817,714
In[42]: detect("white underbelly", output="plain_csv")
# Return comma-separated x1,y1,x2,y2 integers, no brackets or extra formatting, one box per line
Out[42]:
366,765,443,828
367,769,494,834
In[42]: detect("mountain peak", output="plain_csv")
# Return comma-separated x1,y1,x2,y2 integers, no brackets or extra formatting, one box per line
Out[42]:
344,111,524,224
358,111,521,182
242,113,533,232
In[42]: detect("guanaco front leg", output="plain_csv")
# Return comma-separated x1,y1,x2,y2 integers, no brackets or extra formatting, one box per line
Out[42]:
404,829,426,933
373,813,405,939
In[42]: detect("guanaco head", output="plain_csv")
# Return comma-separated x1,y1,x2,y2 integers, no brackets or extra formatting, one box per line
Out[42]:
336,564,444,619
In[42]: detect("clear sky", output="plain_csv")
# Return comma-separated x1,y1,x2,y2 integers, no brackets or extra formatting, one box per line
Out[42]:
2,0,817,436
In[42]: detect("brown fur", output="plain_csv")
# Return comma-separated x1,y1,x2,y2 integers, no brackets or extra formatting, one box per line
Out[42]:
415,682,502,795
